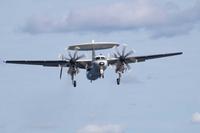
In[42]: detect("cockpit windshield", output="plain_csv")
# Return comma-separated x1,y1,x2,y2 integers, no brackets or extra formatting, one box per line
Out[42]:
95,56,106,60
100,57,105,60
95,57,101,60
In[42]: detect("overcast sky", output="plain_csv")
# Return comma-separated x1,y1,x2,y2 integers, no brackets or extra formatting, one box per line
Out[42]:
0,0,200,133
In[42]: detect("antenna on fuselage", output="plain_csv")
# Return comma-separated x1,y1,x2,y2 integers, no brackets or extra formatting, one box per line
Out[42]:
67,41,120,60
92,40,95,61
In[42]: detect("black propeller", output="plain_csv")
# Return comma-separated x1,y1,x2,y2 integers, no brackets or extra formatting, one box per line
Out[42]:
58,54,66,79
58,51,85,79
60,66,63,79
66,51,85,67
114,45,134,70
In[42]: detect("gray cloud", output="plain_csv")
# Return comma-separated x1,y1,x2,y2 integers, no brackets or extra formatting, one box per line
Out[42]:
21,0,200,38
77,124,124,133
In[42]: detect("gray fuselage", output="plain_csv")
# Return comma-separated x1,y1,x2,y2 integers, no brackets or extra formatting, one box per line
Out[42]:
86,55,108,81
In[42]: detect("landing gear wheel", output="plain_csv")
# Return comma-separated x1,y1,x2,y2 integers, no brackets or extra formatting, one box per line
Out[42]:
73,80,77,87
117,78,120,85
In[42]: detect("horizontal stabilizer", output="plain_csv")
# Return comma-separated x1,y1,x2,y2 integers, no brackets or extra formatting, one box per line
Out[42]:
68,42,119,51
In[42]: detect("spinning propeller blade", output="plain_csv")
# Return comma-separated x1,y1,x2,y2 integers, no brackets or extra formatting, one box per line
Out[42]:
58,51,84,79
60,67,63,79
114,45,134,70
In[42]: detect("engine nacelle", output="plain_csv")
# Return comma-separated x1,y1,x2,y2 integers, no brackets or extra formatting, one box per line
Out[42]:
115,63,126,73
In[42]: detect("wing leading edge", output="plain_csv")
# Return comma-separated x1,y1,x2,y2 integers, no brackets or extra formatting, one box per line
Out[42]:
108,52,183,65
5,60,91,69
131,52,183,62
5,60,67,67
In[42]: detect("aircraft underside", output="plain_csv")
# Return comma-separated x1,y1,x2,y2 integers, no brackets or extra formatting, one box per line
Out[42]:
86,63,107,81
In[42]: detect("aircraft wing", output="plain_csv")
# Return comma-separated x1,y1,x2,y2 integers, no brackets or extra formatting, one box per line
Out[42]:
108,52,183,65
5,60,92,69
5,60,67,67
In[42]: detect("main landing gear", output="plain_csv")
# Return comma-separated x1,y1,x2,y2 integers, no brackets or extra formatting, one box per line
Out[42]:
116,72,122,85
73,80,76,87
71,73,77,87
116,78,120,85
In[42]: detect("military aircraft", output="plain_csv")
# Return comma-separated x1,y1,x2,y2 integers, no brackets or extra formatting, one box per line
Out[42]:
4,41,182,87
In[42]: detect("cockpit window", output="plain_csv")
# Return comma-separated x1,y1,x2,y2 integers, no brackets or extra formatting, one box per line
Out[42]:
95,57,100,60
95,56,106,60
101,57,105,60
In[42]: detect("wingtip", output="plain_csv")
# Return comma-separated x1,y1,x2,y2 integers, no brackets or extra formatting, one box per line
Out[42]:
178,52,183,55
173,52,183,55
0,59,6,64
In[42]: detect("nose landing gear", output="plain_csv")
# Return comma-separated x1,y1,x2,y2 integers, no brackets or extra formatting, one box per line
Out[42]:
100,68,104,79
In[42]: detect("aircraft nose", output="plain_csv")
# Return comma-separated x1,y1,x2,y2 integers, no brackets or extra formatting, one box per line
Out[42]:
99,62,105,66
